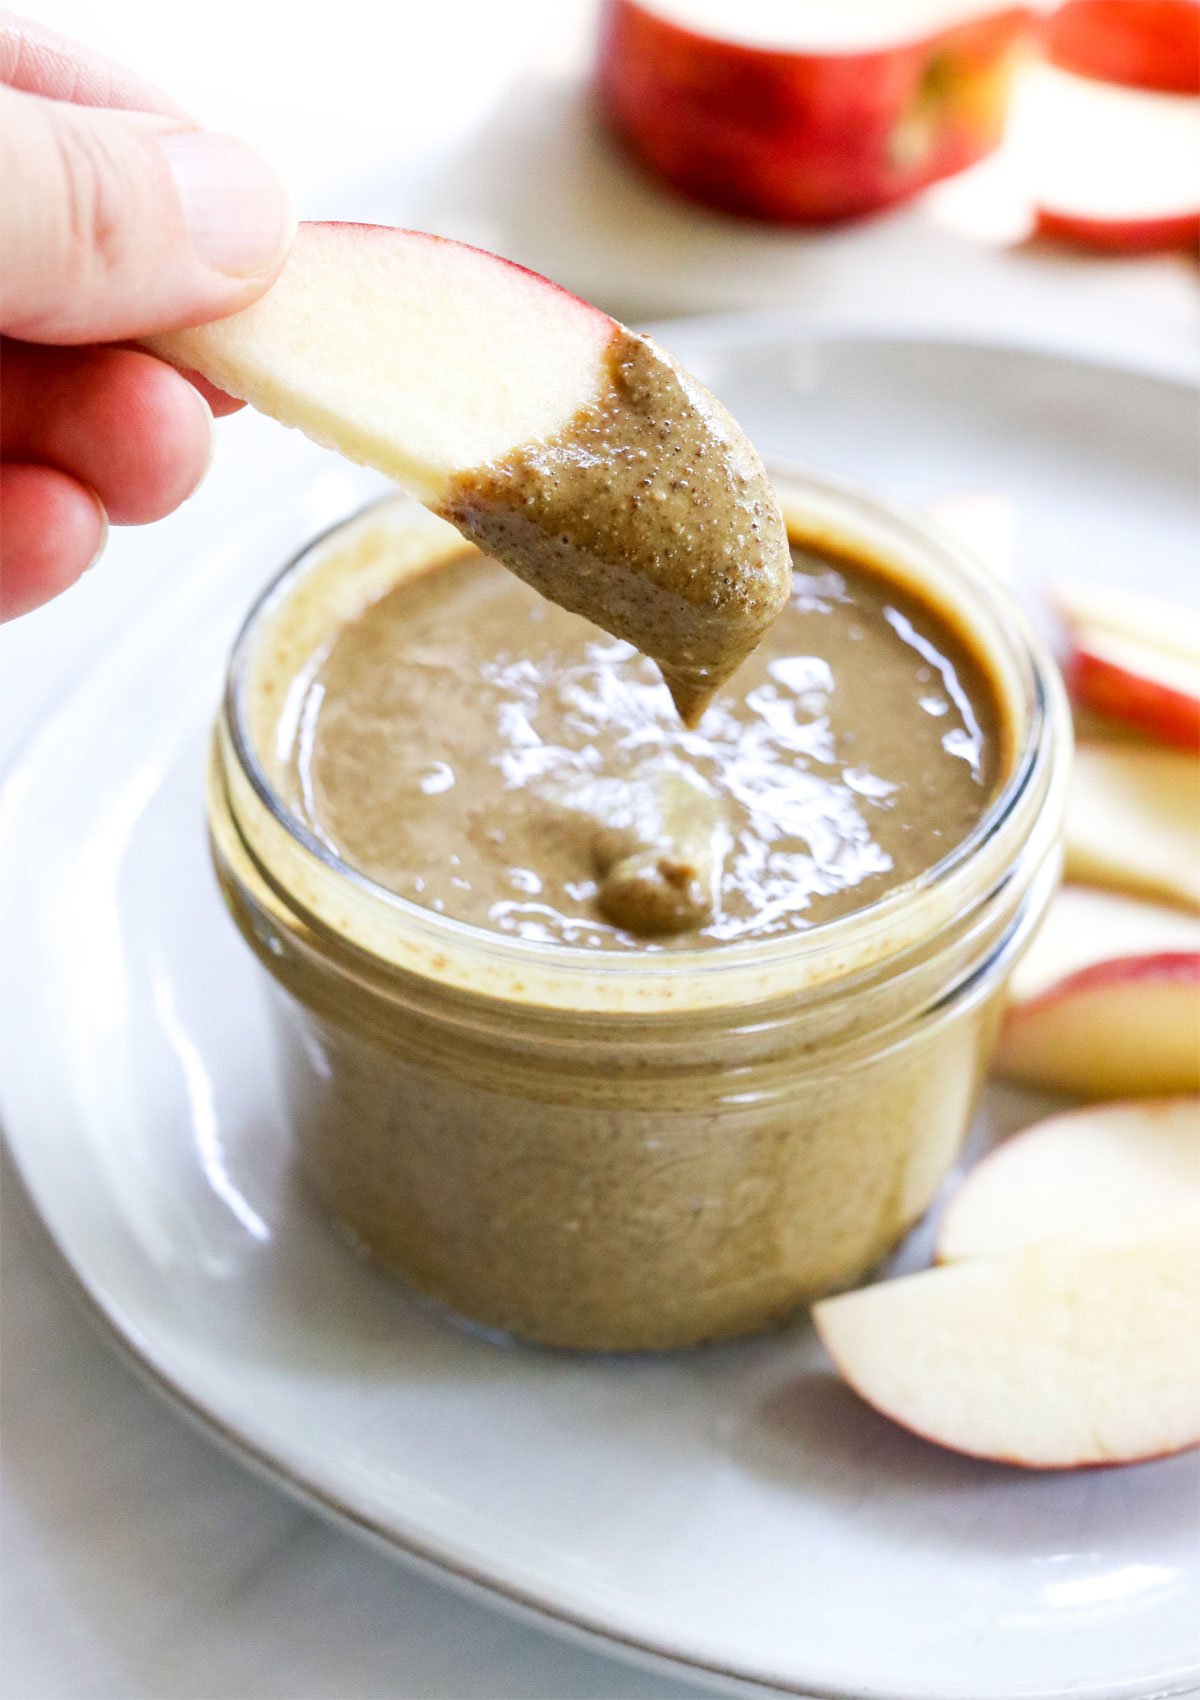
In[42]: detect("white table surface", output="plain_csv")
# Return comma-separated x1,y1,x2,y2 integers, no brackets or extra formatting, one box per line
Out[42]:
2,4,1197,1697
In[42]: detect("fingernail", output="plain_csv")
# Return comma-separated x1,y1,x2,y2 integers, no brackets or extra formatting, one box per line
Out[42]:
158,131,295,277
84,492,109,572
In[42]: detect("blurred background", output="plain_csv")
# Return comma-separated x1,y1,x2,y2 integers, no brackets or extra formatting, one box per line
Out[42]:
2,2,1197,1697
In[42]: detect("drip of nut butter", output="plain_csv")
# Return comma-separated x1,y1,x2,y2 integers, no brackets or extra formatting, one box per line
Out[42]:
438,328,792,725
566,767,727,936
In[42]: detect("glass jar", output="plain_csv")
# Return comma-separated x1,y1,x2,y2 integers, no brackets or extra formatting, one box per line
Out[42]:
208,470,1071,1351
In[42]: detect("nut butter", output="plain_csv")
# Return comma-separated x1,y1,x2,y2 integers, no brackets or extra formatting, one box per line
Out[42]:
209,471,1070,1349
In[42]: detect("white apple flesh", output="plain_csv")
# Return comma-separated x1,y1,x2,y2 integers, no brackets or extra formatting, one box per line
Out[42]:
813,1226,1200,1467
1050,580,1200,749
1051,580,1200,668
1011,65,1200,251
1007,884,1200,1006
1066,743,1200,912
996,953,1200,1097
150,224,616,502
937,1098,1200,1261
148,223,792,721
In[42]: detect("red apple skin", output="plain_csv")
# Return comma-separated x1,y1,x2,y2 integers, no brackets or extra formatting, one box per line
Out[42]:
997,952,1200,1097
1046,0,1200,95
1067,643,1200,749
596,0,1037,223
307,223,618,332
1034,203,1200,252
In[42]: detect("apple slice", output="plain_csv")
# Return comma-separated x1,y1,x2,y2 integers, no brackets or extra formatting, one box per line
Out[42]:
1046,0,1200,95
1065,629,1200,751
813,1226,1200,1466
999,885,1200,1095
1008,882,1200,1004
1050,579,1200,749
1066,742,1200,911
1051,580,1200,667
1009,64,1200,250
937,1098,1200,1260
147,223,791,723
996,957,1200,1098
596,0,1037,224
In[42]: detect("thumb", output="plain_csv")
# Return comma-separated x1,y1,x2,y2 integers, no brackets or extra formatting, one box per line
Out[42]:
0,84,294,344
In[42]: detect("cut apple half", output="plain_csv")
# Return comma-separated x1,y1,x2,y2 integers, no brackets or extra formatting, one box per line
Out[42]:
596,0,1037,223
148,223,792,722
937,1097,1200,1260
813,1225,1200,1466
1046,0,1200,95
1009,64,1200,250
1066,742,1200,911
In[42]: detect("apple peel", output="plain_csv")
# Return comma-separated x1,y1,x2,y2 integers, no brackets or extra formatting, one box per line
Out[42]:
1045,0,1200,95
596,0,1037,224
996,951,1200,1097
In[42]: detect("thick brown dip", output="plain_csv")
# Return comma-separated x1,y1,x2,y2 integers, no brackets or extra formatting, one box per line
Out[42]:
283,538,1002,948
438,328,792,725
218,491,1044,1351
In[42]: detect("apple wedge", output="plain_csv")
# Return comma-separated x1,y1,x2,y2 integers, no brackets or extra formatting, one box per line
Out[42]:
997,884,1200,1094
1066,743,1200,911
813,1226,1200,1466
996,955,1200,1097
1066,630,1200,751
1046,0,1200,94
146,223,791,723
153,224,616,501
1010,65,1200,251
1050,580,1200,749
596,0,1037,223
937,1098,1200,1260
1008,882,1200,1004
1051,580,1200,667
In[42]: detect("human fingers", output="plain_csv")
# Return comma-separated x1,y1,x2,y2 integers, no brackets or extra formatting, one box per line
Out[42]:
0,84,294,344
0,7,188,116
1,341,213,523
0,462,105,619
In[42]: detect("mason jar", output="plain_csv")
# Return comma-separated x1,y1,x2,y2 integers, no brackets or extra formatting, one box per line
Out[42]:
208,470,1071,1350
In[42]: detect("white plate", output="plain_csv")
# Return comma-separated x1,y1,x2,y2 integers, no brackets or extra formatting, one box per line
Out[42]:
2,329,1198,1700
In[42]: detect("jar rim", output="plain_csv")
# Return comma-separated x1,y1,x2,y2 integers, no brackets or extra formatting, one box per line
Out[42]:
220,463,1068,1010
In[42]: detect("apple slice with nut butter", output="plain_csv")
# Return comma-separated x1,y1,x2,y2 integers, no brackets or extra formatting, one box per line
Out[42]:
146,223,791,724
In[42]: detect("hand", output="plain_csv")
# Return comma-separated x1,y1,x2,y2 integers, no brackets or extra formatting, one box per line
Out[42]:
0,11,294,620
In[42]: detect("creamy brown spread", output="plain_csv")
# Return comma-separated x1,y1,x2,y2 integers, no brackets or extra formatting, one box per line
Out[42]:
282,537,1003,948
437,329,792,725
